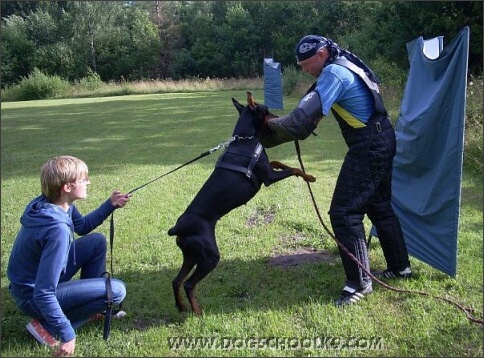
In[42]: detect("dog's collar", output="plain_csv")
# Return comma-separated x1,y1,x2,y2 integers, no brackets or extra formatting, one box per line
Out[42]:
231,135,255,142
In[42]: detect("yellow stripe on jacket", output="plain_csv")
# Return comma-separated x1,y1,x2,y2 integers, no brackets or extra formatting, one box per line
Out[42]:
332,104,366,128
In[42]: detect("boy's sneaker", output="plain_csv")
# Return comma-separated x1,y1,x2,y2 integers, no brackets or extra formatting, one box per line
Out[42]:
89,310,127,322
89,313,104,322
374,267,412,279
26,319,59,347
113,310,127,319
334,285,373,306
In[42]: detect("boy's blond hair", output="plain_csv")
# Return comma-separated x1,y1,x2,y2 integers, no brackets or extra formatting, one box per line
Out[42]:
41,156,89,201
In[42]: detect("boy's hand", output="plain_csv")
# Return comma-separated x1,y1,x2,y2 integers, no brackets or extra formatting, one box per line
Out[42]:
54,338,75,357
110,190,131,208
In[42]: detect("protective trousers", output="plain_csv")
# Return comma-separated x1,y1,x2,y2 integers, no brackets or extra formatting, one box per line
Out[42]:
329,114,410,290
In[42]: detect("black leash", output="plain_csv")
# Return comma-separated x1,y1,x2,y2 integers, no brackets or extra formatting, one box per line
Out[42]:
293,140,483,326
102,271,113,340
126,140,230,196
102,211,118,340
103,139,232,339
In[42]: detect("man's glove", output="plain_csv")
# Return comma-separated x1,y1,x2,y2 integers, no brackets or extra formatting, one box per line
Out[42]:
258,91,323,148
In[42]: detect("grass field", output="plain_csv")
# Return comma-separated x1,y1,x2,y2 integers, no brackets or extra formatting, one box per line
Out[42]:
1,90,482,356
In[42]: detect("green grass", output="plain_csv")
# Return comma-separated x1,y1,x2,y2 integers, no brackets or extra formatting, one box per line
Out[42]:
1,91,482,357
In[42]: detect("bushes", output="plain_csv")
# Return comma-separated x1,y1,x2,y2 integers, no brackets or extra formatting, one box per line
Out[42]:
75,68,103,91
1,68,105,101
281,65,299,96
463,75,483,175
369,56,407,90
2,68,69,101
282,65,313,96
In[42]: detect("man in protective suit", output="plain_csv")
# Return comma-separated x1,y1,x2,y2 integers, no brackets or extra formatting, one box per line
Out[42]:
259,35,412,306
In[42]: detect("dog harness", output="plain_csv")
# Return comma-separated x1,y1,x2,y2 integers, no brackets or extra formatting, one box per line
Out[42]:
215,142,263,188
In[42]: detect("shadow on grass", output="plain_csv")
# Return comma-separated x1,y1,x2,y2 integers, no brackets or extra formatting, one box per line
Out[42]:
2,246,479,354
1,254,343,349
0,92,346,181
112,254,344,325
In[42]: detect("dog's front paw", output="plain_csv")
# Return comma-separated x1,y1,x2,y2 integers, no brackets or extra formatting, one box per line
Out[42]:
304,174,316,182
294,168,316,182
270,160,285,170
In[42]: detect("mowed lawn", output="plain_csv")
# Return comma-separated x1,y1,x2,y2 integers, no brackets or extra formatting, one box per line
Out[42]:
1,91,482,357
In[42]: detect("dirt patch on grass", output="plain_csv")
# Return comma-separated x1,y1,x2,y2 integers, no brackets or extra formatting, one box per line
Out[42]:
268,248,333,268
132,316,170,331
268,233,336,269
246,206,276,227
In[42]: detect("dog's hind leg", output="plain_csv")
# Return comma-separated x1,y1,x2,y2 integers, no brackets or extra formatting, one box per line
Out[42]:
184,251,220,315
172,236,197,312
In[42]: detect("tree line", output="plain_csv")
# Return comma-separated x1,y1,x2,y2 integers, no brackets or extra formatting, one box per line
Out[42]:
1,1,482,88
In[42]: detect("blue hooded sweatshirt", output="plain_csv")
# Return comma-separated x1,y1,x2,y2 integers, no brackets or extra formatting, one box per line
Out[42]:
7,194,116,342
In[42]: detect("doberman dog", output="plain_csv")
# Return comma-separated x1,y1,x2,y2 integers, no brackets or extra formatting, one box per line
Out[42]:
168,92,316,315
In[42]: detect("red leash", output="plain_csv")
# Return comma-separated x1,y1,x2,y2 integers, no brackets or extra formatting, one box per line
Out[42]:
294,140,482,325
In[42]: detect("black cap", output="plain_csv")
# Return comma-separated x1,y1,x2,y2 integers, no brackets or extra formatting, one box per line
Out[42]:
295,35,326,62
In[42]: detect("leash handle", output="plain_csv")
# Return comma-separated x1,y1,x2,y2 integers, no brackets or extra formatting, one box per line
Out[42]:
110,213,114,274
103,216,123,340
102,215,116,341
103,272,113,340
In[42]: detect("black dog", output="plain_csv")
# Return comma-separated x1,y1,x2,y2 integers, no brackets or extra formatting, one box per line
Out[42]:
168,92,316,315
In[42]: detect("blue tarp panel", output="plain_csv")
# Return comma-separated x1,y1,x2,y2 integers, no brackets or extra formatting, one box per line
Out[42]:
263,58,283,109
372,27,469,276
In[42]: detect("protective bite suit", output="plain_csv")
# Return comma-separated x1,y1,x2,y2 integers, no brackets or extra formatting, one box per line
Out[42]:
259,58,410,290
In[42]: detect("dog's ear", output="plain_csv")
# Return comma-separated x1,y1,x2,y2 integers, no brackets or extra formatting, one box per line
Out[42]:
232,98,244,114
247,91,256,108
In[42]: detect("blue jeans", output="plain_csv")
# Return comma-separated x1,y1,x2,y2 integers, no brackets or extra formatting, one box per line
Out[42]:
15,233,126,333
